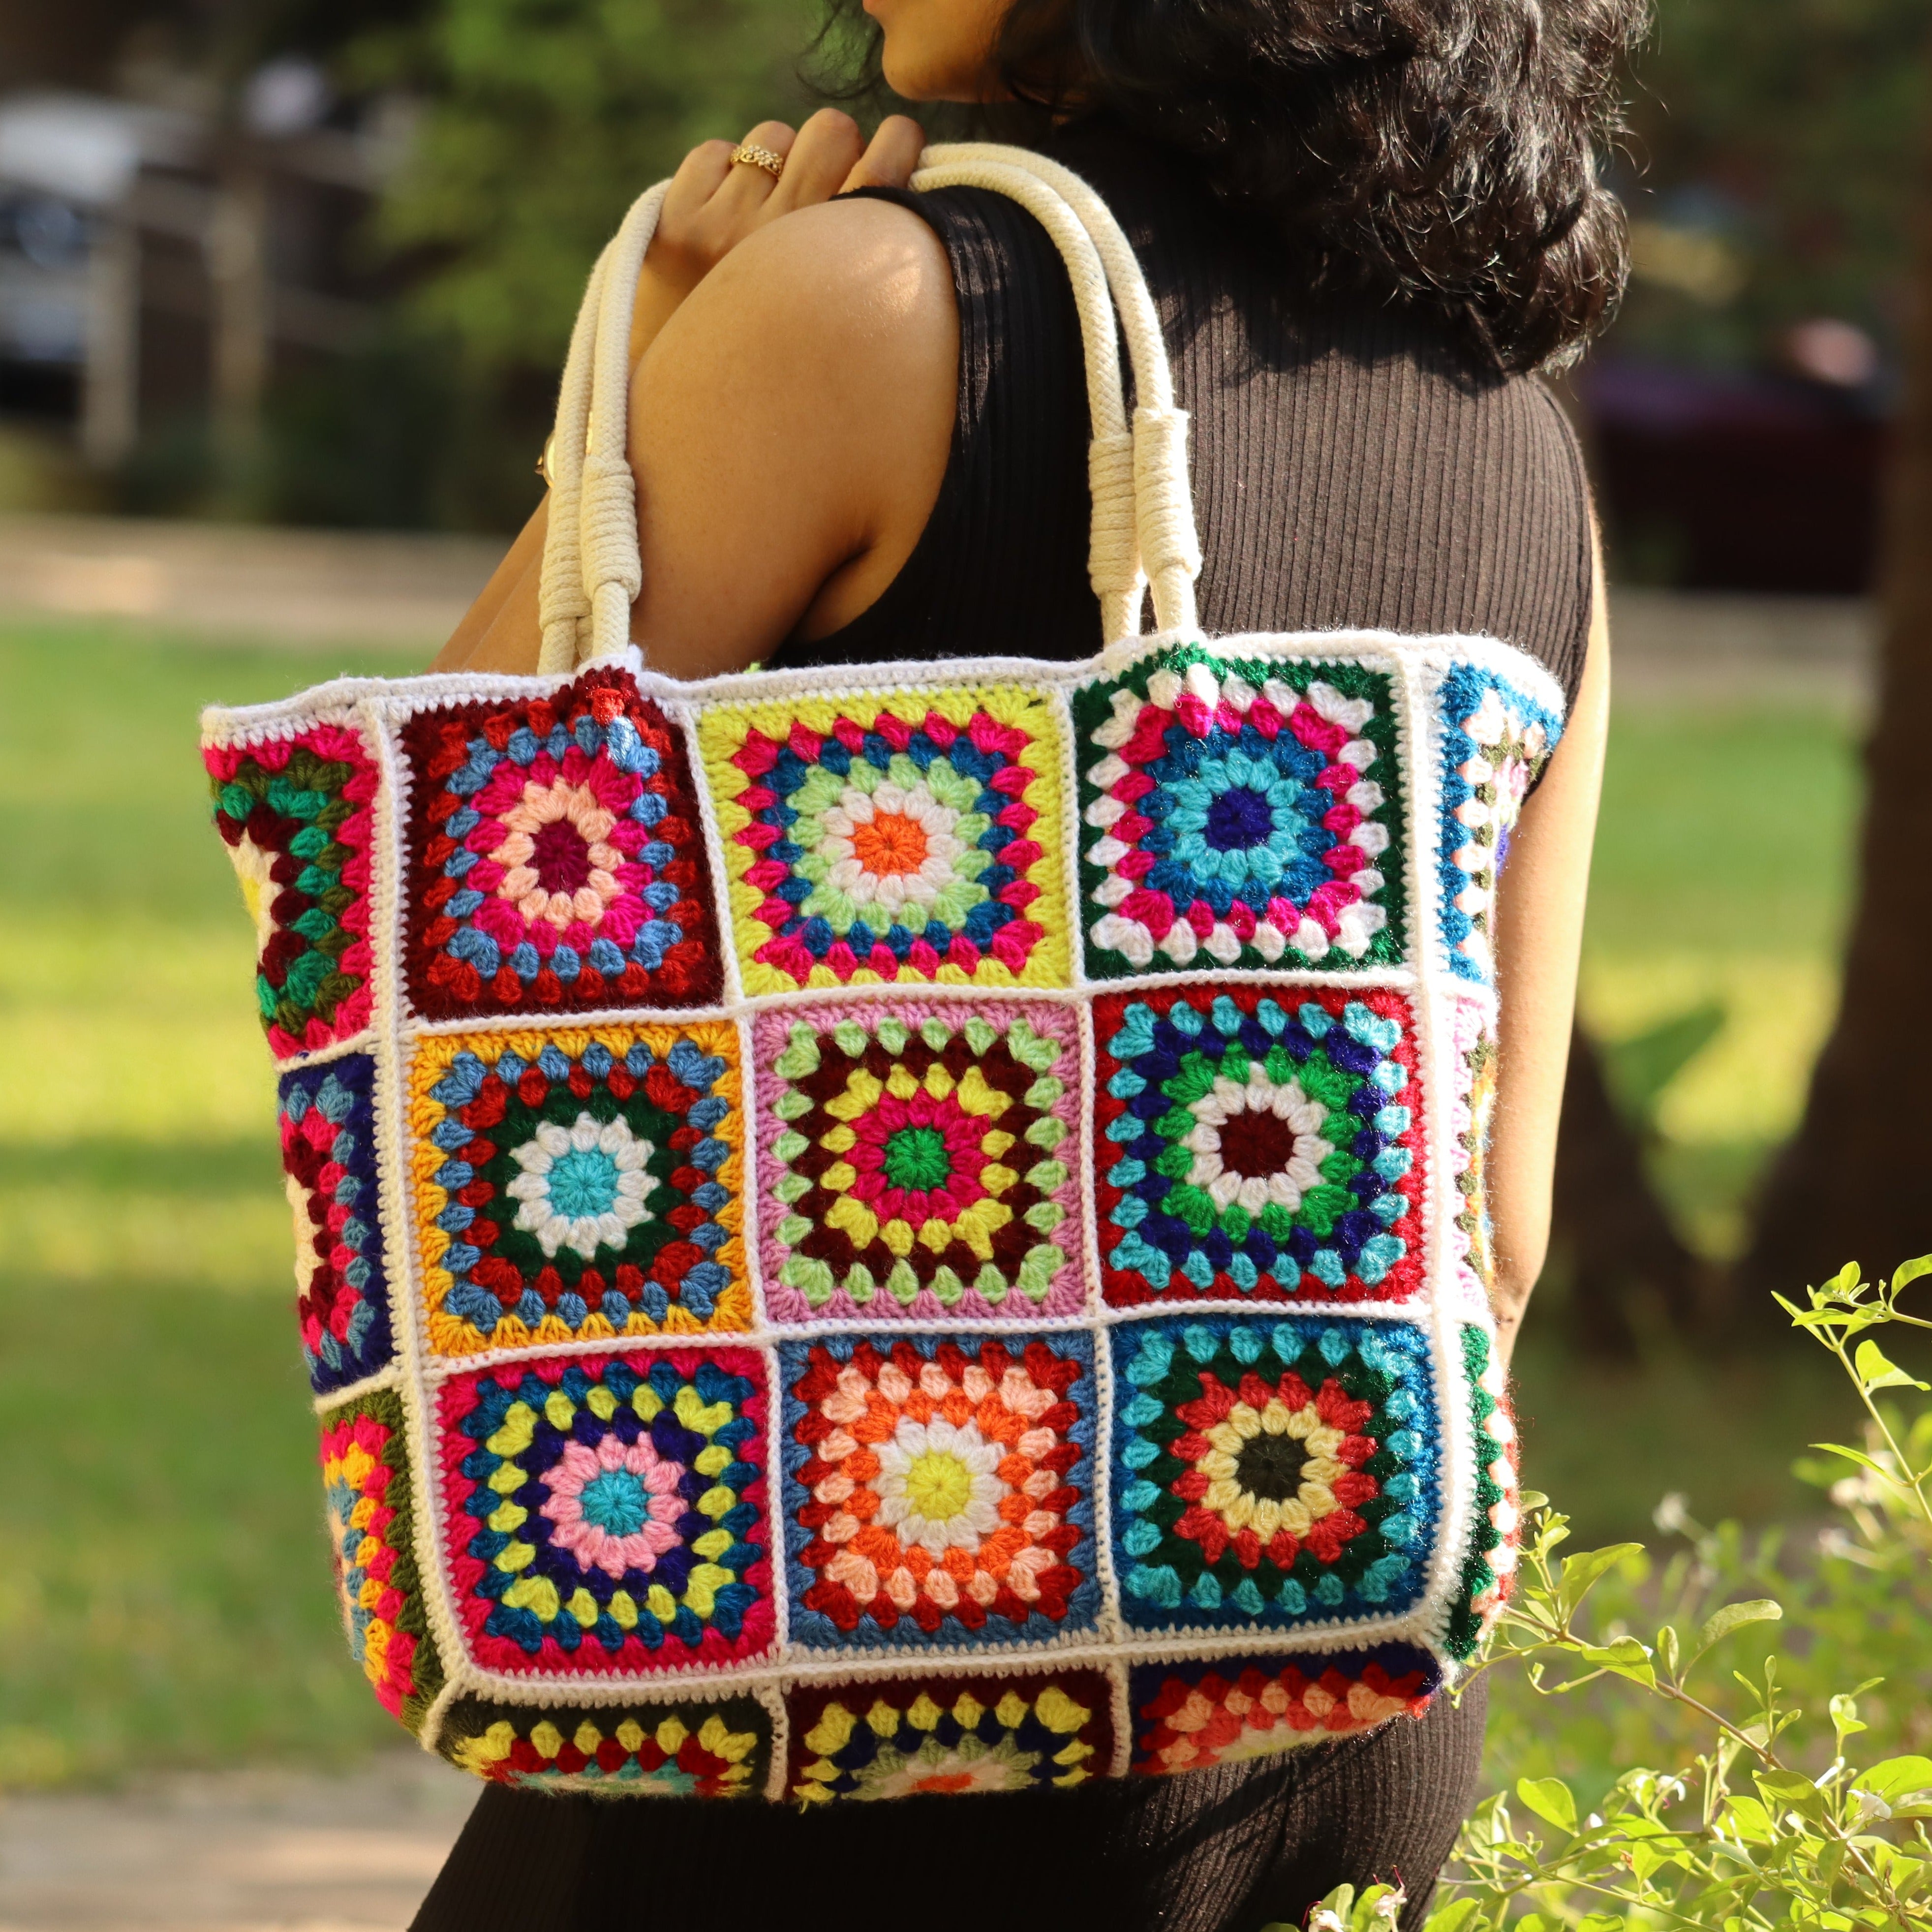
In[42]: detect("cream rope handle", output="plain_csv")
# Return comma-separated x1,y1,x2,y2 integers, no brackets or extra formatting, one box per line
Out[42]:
537,182,670,670
535,146,1202,671
535,241,607,670
920,143,1202,637
909,155,1142,643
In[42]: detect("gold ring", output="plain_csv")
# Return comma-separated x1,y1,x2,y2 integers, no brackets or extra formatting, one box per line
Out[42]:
731,142,786,180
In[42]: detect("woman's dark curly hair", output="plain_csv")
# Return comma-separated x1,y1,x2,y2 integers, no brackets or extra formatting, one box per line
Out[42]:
826,0,1647,373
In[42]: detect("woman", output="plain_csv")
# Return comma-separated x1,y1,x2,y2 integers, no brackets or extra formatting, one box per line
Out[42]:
419,0,1630,1924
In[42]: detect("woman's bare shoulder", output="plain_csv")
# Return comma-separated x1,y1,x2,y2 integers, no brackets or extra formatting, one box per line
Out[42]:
641,194,954,403
626,193,959,677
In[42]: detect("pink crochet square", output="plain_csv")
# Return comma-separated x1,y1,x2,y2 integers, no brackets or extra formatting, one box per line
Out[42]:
752,999,1087,1325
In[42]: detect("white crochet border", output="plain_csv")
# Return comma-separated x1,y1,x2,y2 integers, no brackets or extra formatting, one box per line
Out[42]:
203,625,1565,1795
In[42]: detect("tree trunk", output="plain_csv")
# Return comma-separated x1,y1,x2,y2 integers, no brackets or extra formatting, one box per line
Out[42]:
1548,1020,1702,1353
1742,80,1932,1307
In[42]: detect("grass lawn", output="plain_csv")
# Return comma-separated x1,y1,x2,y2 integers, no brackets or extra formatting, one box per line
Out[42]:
1579,698,1863,1259
0,617,1866,1786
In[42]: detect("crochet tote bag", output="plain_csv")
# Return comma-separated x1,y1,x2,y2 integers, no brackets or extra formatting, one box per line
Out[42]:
203,145,1556,1803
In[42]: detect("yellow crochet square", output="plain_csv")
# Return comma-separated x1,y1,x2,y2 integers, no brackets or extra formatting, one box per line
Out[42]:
697,685,1072,996
407,1019,750,1356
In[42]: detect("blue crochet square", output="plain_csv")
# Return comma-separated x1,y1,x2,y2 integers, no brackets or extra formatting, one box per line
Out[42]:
1436,665,1562,984
1074,646,1407,978
279,1053,393,1394
1107,1315,1439,1633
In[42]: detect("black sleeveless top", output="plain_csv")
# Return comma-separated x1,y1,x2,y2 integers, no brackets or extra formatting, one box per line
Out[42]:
769,123,1592,707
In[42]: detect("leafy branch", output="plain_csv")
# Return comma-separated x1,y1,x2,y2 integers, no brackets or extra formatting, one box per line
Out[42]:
1288,1256,1932,1930
1778,1257,1932,1528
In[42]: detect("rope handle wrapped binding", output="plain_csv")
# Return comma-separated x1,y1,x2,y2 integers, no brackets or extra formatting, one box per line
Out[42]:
534,146,1202,670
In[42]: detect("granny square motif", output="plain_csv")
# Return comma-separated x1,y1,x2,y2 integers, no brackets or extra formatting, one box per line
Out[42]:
1107,1315,1438,1633
1434,664,1562,985
1127,1644,1441,1774
1448,999,1502,1323
436,1348,773,1679
779,1331,1099,1649
753,999,1085,1323
208,719,377,1058
408,1021,748,1354
698,686,1071,994
280,1053,393,1393
400,669,720,1017
1093,984,1425,1306
1074,647,1407,980
786,1669,1115,1802
320,1390,443,1731
439,1691,773,1794
205,626,1559,1798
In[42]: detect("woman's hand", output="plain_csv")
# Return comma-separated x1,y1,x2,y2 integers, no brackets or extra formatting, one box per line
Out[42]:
434,110,931,676
628,110,927,364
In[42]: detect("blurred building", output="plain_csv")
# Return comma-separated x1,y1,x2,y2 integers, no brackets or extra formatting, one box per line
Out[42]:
0,73,410,469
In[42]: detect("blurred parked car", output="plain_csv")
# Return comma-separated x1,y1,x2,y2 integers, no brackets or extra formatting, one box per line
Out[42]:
1581,350,1889,595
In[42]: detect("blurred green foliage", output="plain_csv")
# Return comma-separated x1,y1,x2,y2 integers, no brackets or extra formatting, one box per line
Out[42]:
0,619,423,1788
1421,1261,1932,1927
1578,694,1859,1261
108,0,1932,527
365,0,822,374
1619,0,1931,363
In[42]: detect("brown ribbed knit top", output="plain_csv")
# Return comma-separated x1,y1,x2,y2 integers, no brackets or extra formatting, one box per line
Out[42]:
769,122,1594,708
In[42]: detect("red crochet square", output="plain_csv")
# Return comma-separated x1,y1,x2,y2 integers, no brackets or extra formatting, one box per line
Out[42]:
400,668,720,1018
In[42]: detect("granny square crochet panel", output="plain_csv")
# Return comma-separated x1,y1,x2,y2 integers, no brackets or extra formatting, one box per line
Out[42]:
203,629,1558,1799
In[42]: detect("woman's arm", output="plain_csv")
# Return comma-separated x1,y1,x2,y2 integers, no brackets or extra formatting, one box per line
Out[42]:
1487,538,1611,1366
431,109,932,676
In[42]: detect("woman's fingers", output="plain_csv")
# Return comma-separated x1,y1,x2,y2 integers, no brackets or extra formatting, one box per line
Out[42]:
630,109,925,365
842,115,927,192
667,137,736,211
767,108,866,214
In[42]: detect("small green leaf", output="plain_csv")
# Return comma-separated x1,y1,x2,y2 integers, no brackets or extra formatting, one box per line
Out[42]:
1578,1637,1656,1686
1419,1902,1482,1932
1824,1260,1863,1296
1810,1442,1901,1481
1516,1776,1578,1835
1855,1755,1932,1815
1891,1254,1932,1293
1755,1768,1824,1819
1627,1841,1669,1880
1310,1881,1358,1922
1691,1598,1783,1663
1351,1884,1406,1928
1556,1543,1644,1616
1655,1622,1680,1677
1831,1693,1869,1747
1853,1339,1929,1392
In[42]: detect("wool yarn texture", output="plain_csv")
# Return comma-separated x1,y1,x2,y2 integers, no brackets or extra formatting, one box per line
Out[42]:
203,630,1557,1801
200,149,1559,1804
